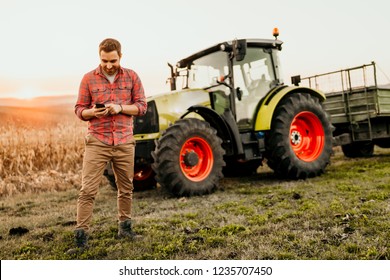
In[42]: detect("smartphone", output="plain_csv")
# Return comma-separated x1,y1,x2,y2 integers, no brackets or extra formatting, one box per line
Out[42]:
95,103,105,108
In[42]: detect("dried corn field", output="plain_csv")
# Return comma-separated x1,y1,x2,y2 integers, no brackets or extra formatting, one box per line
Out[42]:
0,106,86,196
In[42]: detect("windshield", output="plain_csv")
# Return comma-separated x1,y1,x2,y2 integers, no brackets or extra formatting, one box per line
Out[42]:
176,51,229,90
233,48,282,127
233,48,278,98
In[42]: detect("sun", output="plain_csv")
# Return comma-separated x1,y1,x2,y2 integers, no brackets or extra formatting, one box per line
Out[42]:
16,87,42,100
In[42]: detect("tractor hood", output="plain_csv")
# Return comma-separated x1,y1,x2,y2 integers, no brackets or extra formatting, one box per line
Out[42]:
140,88,211,136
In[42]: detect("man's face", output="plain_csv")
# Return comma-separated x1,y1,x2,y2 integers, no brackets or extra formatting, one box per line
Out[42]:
100,50,121,75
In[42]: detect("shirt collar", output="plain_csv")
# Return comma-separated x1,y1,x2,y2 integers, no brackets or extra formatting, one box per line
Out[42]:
94,65,124,76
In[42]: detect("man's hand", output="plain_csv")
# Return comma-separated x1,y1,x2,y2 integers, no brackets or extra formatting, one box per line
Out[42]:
93,105,109,118
105,104,122,115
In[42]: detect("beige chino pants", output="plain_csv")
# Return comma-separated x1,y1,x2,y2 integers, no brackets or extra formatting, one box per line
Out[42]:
76,134,135,231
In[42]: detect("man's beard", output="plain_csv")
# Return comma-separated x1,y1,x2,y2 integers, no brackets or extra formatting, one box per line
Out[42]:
103,66,118,75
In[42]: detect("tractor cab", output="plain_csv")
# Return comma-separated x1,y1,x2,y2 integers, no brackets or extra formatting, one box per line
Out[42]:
169,38,284,130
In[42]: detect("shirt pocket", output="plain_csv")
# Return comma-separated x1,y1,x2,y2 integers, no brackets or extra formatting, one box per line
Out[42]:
117,83,133,103
90,85,108,103
118,83,132,92
91,85,108,94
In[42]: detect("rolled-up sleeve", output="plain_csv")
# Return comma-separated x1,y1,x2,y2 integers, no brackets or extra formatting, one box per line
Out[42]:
130,71,147,116
75,74,91,121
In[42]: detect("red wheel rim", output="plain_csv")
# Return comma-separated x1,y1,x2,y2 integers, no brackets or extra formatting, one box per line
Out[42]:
134,165,154,181
290,111,324,162
180,137,214,181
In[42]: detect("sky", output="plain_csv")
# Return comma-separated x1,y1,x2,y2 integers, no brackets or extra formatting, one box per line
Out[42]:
1,0,390,99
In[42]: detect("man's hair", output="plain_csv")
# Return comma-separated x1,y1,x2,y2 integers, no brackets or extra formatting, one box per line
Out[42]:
99,38,122,57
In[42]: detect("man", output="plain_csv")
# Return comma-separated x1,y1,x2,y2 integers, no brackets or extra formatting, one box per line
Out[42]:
72,38,147,251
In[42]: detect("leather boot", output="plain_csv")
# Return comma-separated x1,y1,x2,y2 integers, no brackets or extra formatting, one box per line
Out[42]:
118,219,139,240
66,228,88,255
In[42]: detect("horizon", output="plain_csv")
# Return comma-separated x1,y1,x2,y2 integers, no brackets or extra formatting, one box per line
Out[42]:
0,94,77,108
2,79,390,108
1,0,390,100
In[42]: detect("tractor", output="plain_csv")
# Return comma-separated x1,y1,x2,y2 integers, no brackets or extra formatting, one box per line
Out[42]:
105,30,333,196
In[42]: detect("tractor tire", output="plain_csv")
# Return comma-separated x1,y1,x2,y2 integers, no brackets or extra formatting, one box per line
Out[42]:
104,162,156,192
152,118,225,196
265,92,333,179
341,141,374,158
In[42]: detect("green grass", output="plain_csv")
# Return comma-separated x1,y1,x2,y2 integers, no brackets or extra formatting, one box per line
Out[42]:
0,148,389,260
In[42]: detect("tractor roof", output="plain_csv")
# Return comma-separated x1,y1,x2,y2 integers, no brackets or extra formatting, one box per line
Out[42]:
176,38,283,68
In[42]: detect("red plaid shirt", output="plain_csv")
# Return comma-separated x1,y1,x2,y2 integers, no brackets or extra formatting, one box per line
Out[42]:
75,66,147,146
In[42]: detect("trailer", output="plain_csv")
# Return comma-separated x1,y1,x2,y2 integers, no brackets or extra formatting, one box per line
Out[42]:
295,62,390,157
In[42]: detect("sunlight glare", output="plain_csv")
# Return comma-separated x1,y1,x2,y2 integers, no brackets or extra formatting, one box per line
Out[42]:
16,87,42,100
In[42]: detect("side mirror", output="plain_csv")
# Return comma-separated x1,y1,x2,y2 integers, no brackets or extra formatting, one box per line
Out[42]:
233,39,247,61
236,87,242,101
291,75,301,86
167,63,176,91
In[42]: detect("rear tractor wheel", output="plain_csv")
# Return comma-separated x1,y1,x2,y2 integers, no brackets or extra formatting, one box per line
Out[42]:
265,92,333,179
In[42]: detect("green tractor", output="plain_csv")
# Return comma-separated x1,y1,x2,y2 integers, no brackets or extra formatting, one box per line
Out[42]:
105,33,333,196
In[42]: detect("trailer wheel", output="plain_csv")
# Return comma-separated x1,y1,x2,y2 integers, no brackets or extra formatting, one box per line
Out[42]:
104,162,156,191
341,141,374,158
152,118,225,196
265,92,333,179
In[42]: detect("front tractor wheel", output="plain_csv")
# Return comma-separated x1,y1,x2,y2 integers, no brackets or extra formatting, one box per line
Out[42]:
152,118,225,196
104,162,156,191
266,92,333,179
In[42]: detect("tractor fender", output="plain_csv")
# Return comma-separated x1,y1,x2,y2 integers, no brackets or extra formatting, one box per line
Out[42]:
182,105,242,156
254,85,326,131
